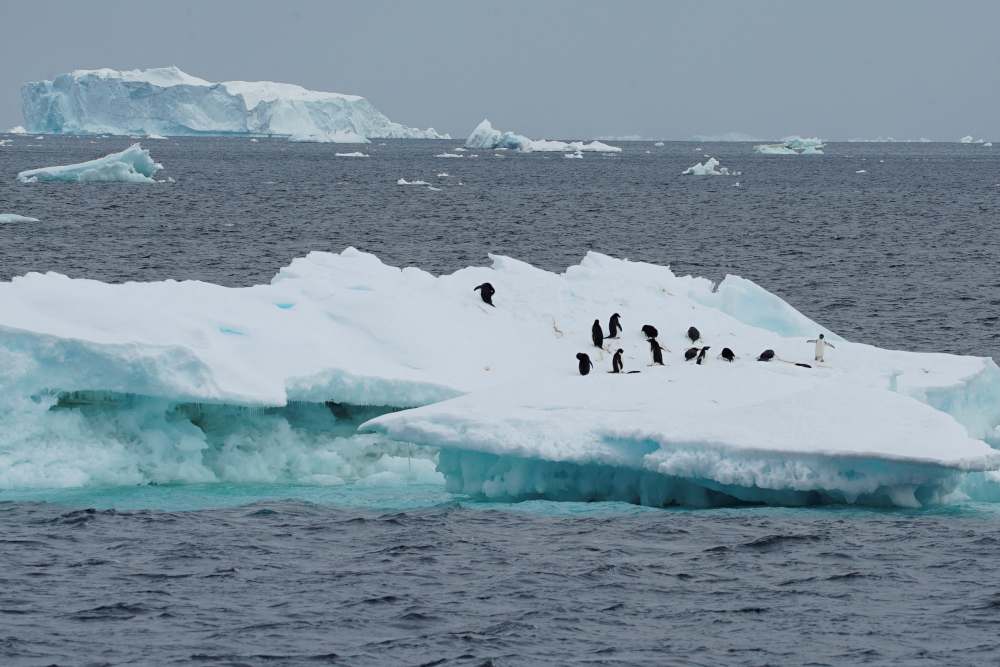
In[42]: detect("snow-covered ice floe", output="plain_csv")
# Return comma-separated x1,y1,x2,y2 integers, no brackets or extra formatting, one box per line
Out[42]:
20,66,448,142
754,136,826,155
16,143,162,184
465,119,621,153
0,214,39,223
682,157,739,176
1,248,999,507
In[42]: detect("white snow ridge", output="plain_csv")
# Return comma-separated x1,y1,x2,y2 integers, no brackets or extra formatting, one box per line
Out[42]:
20,66,449,142
1,248,998,506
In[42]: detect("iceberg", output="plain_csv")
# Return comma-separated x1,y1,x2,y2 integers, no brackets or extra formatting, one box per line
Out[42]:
960,135,986,144
465,119,621,153
0,214,39,223
754,136,825,155
16,143,162,184
0,248,999,507
682,157,739,176
20,66,449,141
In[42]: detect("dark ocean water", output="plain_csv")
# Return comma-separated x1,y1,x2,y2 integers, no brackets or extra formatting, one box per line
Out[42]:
2,135,1000,665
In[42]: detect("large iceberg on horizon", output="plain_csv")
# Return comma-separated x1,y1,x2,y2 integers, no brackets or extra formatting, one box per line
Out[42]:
17,143,162,183
20,67,449,142
754,136,826,155
465,119,621,153
0,248,998,506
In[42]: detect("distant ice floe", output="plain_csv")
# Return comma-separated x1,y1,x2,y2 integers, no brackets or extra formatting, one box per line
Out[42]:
396,178,429,185
335,152,368,157
465,119,621,153
6,125,27,134
691,132,759,142
435,153,463,158
563,150,583,159
17,143,163,184
682,157,740,176
0,213,39,223
856,169,867,174
960,135,987,144
0,139,11,147
754,136,825,155
289,131,368,144
653,141,665,147
146,133,167,140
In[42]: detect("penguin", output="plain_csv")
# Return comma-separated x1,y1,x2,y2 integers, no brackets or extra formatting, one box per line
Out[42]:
807,333,836,363
641,324,659,339
608,313,622,339
591,319,604,349
684,347,700,362
649,338,666,365
473,282,495,306
696,346,711,365
757,349,775,362
687,326,701,344
576,352,594,376
720,347,735,362
611,348,624,373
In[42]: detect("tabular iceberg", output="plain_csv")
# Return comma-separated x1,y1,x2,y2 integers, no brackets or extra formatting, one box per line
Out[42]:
1,248,998,506
21,67,449,142
17,143,162,183
465,119,621,153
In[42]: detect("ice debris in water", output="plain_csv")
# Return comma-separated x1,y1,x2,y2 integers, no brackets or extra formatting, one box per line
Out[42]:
654,141,665,146
754,136,825,155
960,135,987,144
0,248,999,506
0,214,39,223
396,178,429,185
21,66,448,141
465,119,621,153
16,143,162,184
335,152,368,157
435,153,463,158
682,157,740,176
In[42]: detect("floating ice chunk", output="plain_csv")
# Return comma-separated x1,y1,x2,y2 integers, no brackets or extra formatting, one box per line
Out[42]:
396,178,429,185
563,150,583,159
289,130,368,144
754,136,825,155
435,153,463,158
21,67,449,140
146,133,167,140
437,172,450,178
960,135,985,144
754,143,797,155
464,118,621,153
984,142,993,147
17,143,162,184
427,186,442,191
335,151,368,157
856,169,867,174
0,139,10,147
7,125,27,134
0,214,39,223
654,141,665,147
250,138,258,143
453,147,467,152
682,157,739,176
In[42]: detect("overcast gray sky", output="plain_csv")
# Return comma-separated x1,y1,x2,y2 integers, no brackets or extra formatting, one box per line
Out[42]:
1,0,998,140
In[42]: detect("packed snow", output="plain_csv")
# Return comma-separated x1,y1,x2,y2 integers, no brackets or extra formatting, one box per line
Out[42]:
16,143,162,184
0,248,998,506
682,157,739,176
0,214,39,223
754,136,826,155
465,119,621,153
20,66,449,141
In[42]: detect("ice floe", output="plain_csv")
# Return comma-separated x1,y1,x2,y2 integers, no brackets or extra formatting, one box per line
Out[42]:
465,119,621,153
682,157,740,176
16,143,162,184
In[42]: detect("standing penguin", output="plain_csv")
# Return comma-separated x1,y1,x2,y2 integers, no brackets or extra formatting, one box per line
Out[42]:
473,282,495,306
807,333,836,362
641,324,659,339
591,319,605,349
696,346,711,365
757,349,775,362
608,313,622,339
720,347,736,362
611,348,624,373
649,338,666,365
687,326,701,344
576,352,594,376
684,347,700,362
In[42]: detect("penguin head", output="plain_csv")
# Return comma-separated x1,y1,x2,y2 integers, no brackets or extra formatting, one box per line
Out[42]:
819,333,825,339
616,348,624,355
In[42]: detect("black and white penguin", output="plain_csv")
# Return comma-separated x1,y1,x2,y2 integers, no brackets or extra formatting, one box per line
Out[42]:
641,324,659,339
591,319,604,349
687,326,701,344
696,346,711,365
473,282,495,306
757,349,775,362
684,347,700,362
576,352,594,376
611,348,624,373
720,347,735,362
649,338,666,365
608,313,622,339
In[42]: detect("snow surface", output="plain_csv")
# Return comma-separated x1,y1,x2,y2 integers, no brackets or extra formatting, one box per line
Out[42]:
465,119,621,153
0,214,39,223
0,248,998,505
21,66,448,141
16,143,162,184
682,157,739,176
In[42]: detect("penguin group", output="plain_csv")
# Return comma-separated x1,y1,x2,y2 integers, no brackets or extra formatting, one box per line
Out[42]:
468,281,834,376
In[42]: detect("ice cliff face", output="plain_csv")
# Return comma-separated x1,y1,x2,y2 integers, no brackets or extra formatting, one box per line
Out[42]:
20,67,449,142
